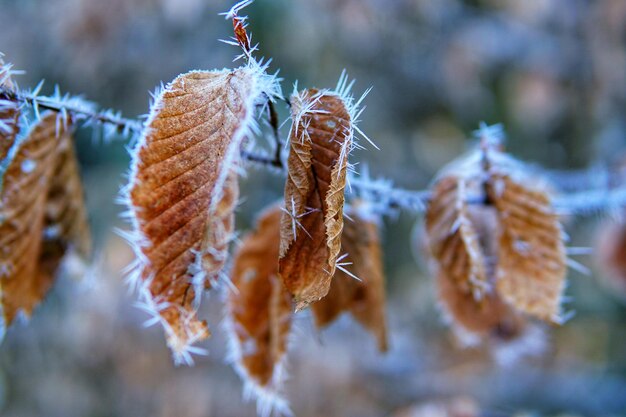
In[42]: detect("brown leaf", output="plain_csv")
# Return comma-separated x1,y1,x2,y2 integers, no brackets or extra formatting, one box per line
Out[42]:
279,88,353,310
425,177,490,301
0,113,66,325
436,267,517,338
39,133,92,281
488,173,566,323
426,176,513,336
311,203,388,351
227,204,292,415
126,69,264,363
425,143,567,338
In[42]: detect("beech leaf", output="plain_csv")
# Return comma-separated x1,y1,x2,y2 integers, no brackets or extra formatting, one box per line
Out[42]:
0,113,85,328
227,204,293,417
279,87,353,310
125,66,277,364
311,202,388,351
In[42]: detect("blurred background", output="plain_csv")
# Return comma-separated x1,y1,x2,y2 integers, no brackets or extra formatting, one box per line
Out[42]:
2,0,626,416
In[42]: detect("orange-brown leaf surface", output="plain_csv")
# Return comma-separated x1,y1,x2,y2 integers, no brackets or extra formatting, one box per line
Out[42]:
39,133,91,280
279,88,352,310
488,173,566,323
426,176,513,336
0,113,69,325
312,205,388,351
227,204,292,414
425,177,490,302
127,69,260,363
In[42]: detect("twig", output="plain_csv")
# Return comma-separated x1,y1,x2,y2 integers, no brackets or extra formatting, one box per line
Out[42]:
266,99,283,168
0,86,142,135
4,83,626,218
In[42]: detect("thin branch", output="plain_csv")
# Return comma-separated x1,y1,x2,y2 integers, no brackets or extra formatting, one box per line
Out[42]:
3,84,625,218
0,86,143,135
553,186,626,216
266,99,283,168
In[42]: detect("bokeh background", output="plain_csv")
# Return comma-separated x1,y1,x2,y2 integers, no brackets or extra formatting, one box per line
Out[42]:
2,0,626,416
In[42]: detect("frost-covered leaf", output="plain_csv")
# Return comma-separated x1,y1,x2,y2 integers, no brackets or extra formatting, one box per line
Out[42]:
125,67,277,364
40,133,91,280
227,204,292,417
311,203,388,351
425,177,489,301
488,172,566,323
0,113,69,327
425,139,568,339
279,88,353,310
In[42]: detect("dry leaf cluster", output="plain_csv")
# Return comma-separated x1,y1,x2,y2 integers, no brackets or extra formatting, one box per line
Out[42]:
425,139,567,346
3,4,624,416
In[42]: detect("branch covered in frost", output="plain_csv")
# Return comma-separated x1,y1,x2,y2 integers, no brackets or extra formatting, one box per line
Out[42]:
348,174,431,215
3,79,625,217
0,84,142,138
553,186,626,216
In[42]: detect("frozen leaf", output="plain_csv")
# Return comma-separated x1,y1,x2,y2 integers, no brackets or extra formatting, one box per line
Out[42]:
125,66,277,364
426,139,568,340
427,176,511,337
39,133,91,281
227,204,293,417
488,172,566,323
279,88,353,310
0,113,67,327
312,203,388,351
436,268,517,338
425,177,490,303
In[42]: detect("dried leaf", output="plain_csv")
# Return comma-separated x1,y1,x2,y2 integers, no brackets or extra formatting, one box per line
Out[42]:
488,173,566,323
0,113,66,326
425,177,490,301
39,133,91,280
279,88,353,310
227,204,292,416
312,204,388,351
426,177,511,336
426,142,567,338
436,268,516,338
126,68,268,363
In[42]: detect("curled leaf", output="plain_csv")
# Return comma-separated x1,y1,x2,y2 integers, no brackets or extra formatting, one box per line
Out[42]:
0,113,85,328
125,67,276,364
227,204,292,417
426,176,510,336
312,203,388,351
425,177,489,301
279,88,353,310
